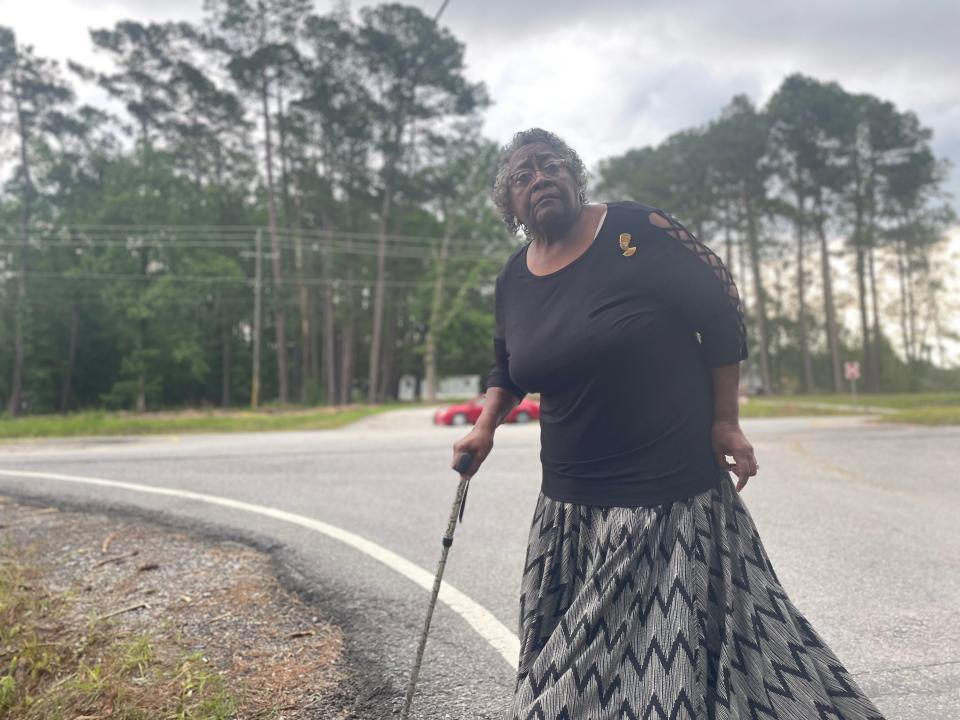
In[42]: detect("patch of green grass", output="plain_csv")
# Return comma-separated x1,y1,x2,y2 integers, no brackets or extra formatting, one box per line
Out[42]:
0,675,14,712
879,407,960,425
739,400,853,418
118,636,154,677
173,652,237,720
788,392,960,409
0,403,407,441
739,392,960,424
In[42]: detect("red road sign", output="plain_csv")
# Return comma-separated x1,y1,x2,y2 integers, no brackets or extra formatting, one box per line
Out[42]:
844,361,861,381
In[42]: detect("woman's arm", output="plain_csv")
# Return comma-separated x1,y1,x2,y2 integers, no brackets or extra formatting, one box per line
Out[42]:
452,271,526,478
710,362,758,492
647,210,748,368
645,210,758,491
451,387,520,477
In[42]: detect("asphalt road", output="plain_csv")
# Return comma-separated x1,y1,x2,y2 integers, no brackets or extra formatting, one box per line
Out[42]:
1,411,957,719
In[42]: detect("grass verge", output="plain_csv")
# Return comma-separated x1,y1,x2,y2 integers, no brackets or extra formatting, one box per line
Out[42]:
738,401,852,419
3,393,957,438
778,392,960,409
739,392,960,425
0,403,409,441
875,407,960,425
0,557,238,720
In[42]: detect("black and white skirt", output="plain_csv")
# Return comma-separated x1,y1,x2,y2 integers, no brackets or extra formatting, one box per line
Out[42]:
508,476,886,719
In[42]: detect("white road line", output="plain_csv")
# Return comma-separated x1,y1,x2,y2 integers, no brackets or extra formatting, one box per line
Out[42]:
0,468,520,667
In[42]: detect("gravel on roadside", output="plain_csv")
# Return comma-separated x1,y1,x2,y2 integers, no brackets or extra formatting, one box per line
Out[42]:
0,494,362,719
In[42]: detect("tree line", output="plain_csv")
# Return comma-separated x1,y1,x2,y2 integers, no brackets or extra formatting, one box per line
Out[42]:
0,2,955,416
596,82,956,395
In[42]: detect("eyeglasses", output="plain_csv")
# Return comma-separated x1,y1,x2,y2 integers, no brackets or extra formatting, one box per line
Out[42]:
508,158,567,190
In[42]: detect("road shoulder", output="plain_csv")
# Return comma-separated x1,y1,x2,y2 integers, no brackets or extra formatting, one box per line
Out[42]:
0,495,363,719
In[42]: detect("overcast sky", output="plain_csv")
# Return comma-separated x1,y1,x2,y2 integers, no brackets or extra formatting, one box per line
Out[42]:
3,0,958,203
2,0,958,361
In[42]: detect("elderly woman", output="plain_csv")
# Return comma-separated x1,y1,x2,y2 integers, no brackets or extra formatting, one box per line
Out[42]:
452,128,885,719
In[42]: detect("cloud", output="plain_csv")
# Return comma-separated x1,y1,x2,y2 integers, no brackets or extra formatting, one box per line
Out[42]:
46,0,203,19
2,0,956,199
0,0,204,70
435,0,959,197
440,0,958,76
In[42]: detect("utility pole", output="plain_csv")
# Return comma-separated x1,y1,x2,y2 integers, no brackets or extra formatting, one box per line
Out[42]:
250,230,263,409
242,232,280,409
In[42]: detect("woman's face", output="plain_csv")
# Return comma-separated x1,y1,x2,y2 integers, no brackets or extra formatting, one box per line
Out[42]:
506,142,582,239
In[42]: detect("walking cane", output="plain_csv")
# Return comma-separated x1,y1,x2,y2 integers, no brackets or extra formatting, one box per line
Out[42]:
399,450,475,720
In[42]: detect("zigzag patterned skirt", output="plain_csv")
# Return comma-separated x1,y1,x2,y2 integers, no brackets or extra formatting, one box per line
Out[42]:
507,476,886,720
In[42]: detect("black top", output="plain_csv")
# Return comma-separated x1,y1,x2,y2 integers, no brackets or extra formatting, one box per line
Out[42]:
485,201,748,507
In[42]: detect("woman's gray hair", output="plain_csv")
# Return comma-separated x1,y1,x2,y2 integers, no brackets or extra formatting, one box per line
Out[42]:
492,128,588,237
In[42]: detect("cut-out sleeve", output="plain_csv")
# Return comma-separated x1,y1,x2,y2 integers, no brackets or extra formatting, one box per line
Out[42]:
485,273,528,401
648,209,748,368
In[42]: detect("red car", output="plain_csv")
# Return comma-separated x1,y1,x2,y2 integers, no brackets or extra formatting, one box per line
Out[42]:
433,395,540,426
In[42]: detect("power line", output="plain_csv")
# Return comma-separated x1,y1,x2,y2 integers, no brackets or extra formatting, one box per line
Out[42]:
0,238,505,262
16,291,484,308
16,270,492,289
0,223,513,249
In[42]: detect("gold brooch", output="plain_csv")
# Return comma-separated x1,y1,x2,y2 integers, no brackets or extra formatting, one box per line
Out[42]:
619,233,636,257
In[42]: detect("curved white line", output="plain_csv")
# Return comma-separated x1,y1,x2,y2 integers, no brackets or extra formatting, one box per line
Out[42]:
0,468,520,667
